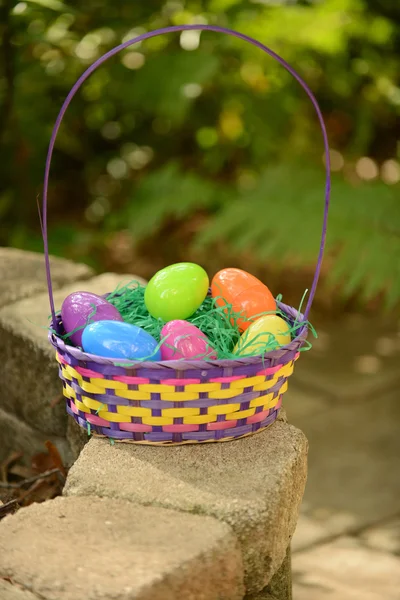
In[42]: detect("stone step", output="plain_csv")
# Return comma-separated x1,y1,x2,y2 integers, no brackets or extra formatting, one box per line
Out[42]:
0,496,244,600
64,418,307,595
0,247,93,309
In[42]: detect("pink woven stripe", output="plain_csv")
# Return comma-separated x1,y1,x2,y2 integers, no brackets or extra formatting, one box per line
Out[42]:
275,396,283,410
86,413,109,426
162,424,200,433
119,422,153,432
295,352,300,360
57,353,68,365
207,419,237,430
75,366,104,378
210,375,246,383
256,365,282,376
247,409,269,424
161,378,201,385
69,400,79,415
113,375,151,384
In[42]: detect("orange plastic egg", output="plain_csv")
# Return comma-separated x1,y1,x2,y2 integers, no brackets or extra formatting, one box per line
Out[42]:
211,268,276,331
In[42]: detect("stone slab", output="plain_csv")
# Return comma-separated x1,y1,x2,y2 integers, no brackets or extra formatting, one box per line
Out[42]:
291,390,400,543
64,420,308,594
0,406,73,466
0,247,93,309
293,536,400,600
0,273,145,436
0,579,41,600
0,496,244,600
294,314,400,401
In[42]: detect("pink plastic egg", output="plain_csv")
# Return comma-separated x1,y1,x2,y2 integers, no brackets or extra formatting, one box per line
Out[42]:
61,291,123,347
160,320,217,361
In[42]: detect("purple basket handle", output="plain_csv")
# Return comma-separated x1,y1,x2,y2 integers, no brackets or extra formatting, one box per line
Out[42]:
42,24,331,327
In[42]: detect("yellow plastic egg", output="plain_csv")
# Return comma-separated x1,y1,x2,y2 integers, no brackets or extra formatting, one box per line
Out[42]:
234,315,291,356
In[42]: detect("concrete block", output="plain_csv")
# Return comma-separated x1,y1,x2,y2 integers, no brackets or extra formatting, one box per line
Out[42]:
0,247,93,309
0,496,244,600
64,421,308,593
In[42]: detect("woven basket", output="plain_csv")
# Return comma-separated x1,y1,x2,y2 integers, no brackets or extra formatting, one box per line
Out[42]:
42,25,331,445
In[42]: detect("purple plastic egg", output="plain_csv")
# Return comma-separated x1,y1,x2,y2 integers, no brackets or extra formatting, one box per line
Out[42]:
160,320,217,361
61,291,123,347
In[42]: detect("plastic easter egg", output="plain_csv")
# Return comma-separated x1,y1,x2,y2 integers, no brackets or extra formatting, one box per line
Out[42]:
211,268,276,332
234,315,291,356
61,291,123,347
160,320,217,360
82,320,161,361
145,263,209,321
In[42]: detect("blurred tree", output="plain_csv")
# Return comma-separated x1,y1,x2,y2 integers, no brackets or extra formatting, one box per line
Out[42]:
0,0,399,307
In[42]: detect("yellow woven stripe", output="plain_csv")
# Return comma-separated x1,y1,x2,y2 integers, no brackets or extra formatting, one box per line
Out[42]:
62,364,76,378
161,407,200,418
142,416,174,425
74,399,91,414
160,392,200,401
117,406,152,417
138,384,175,393
230,375,266,389
98,410,131,423
63,383,75,398
280,380,289,395
61,368,72,382
208,389,241,400
253,377,279,392
208,403,240,415
264,396,280,410
90,378,127,390
82,396,104,411
249,393,274,408
80,380,109,395
183,414,216,424
277,362,295,378
184,383,221,392
226,407,256,420
116,390,151,401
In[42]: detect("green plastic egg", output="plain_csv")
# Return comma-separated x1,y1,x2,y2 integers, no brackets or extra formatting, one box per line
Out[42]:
144,263,209,321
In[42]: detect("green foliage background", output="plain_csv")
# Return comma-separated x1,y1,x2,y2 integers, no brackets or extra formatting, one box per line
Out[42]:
0,0,399,309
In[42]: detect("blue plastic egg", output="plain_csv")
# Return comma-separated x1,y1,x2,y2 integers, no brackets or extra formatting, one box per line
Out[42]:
82,320,161,361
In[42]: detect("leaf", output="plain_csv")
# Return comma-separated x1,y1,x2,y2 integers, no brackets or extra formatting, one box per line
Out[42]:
128,163,224,238
44,441,67,477
31,452,54,474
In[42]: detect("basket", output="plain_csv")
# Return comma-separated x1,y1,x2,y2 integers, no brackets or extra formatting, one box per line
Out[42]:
42,25,331,445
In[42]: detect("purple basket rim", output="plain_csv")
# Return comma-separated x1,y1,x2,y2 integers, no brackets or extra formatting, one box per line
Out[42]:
49,300,308,369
